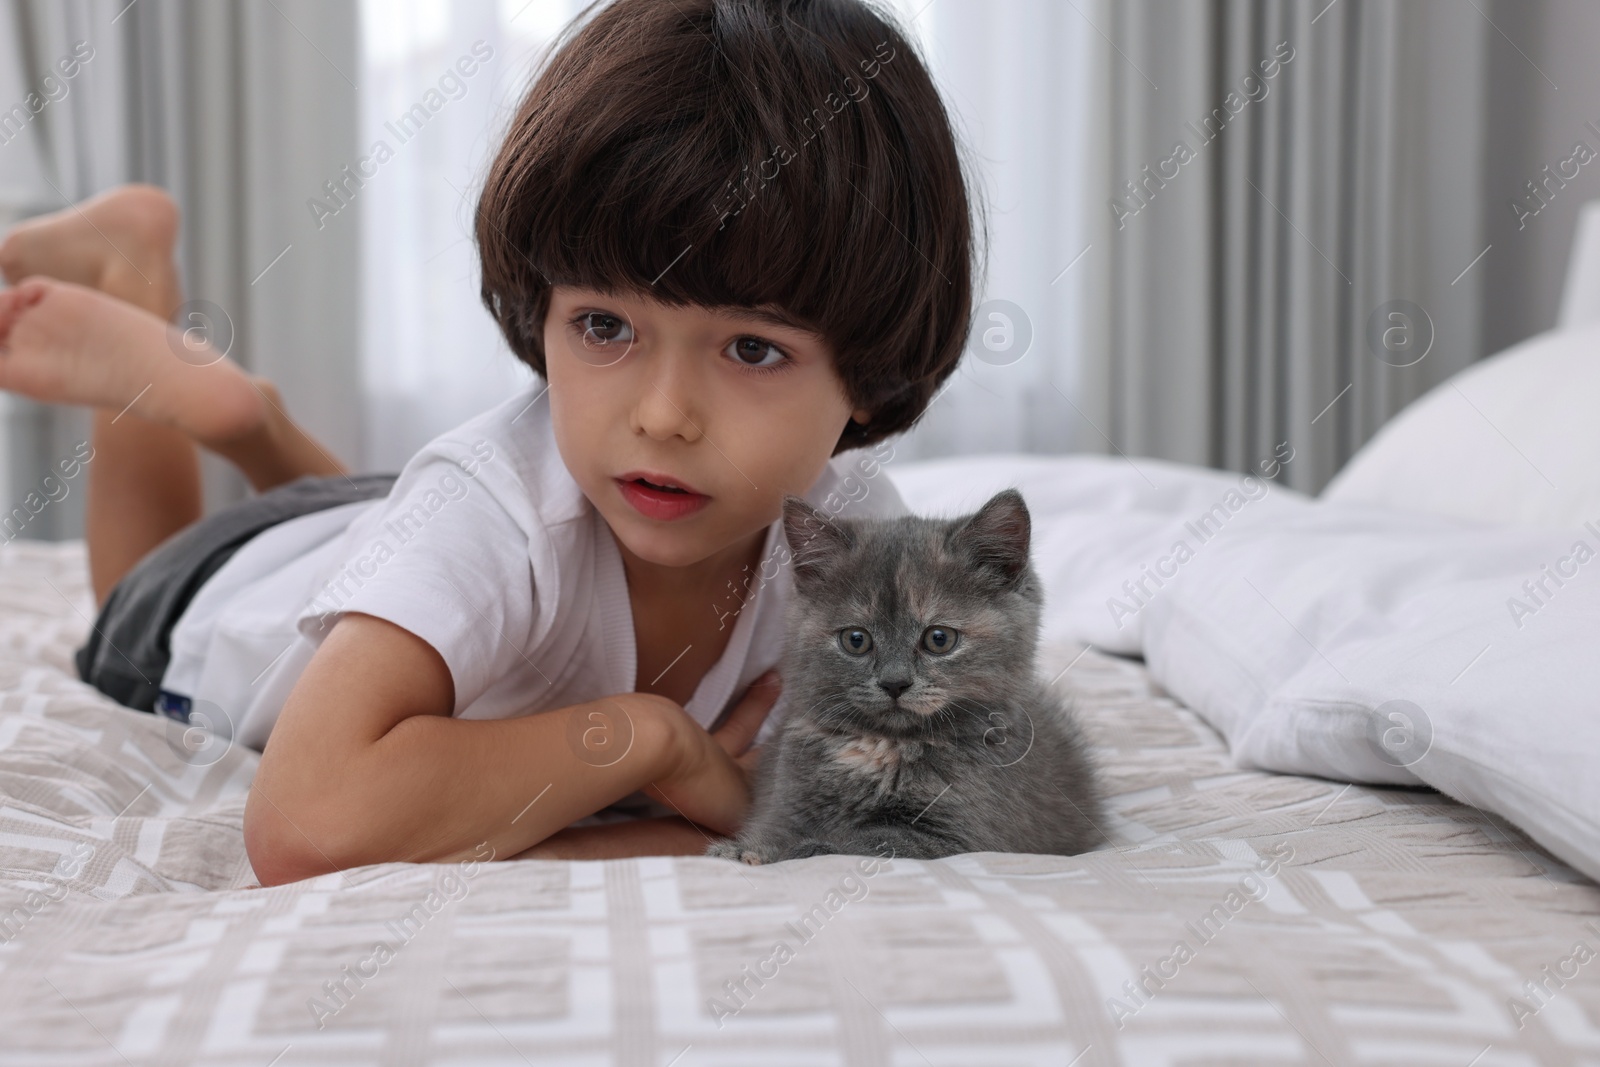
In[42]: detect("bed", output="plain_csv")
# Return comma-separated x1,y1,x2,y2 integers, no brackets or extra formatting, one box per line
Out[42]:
2,517,1596,1065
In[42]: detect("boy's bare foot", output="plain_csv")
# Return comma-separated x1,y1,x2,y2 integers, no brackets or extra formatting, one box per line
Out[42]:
0,277,263,447
0,184,181,314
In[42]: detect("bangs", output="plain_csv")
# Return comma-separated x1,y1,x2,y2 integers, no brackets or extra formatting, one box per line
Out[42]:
477,0,981,451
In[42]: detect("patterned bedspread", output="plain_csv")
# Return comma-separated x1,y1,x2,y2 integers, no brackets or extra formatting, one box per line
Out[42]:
1,541,1596,1066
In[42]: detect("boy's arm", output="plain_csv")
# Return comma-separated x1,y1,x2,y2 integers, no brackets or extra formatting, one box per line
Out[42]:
243,612,772,886
511,816,716,860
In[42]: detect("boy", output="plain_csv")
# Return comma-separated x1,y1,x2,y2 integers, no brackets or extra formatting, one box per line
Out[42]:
0,0,977,883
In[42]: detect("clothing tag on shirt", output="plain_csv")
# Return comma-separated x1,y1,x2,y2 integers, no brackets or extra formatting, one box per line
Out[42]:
155,690,193,724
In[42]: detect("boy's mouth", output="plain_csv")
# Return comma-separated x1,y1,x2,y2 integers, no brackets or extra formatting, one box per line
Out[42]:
616,470,704,495
614,470,711,521
632,477,686,493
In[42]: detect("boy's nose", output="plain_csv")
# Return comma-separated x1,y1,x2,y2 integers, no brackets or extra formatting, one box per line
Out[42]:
632,353,704,443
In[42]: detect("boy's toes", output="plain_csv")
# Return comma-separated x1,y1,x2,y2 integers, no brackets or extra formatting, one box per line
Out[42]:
0,229,51,286
13,276,52,305
0,279,46,348
0,235,25,286
0,222,75,287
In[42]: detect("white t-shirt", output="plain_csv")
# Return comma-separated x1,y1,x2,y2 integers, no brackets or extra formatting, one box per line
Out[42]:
162,381,909,752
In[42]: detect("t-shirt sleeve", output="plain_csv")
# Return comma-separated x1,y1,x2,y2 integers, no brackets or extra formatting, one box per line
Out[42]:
295,445,537,716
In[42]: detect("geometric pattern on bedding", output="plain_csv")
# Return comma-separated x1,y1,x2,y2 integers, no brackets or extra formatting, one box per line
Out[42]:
1,541,1596,1066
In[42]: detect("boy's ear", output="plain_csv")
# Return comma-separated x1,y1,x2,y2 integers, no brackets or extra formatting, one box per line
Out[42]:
782,494,852,588
947,488,1031,588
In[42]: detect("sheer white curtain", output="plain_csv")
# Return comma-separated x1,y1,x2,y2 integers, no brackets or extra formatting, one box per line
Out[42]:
357,0,1095,469
357,0,556,470
881,0,1096,461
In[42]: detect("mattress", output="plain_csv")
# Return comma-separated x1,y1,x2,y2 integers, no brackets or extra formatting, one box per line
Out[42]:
2,539,1597,1065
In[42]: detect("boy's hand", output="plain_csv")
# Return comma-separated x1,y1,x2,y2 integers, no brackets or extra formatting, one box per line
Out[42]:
713,667,779,774
642,669,781,834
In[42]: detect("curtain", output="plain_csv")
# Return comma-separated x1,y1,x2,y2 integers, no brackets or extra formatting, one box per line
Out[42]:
880,0,1099,462
356,0,553,472
0,0,359,529
1083,0,1490,494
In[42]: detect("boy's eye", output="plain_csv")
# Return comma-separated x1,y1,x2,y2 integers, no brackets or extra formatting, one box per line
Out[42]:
725,336,789,371
573,312,633,347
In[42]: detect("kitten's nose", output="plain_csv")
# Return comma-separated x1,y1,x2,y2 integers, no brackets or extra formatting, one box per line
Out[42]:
879,677,912,700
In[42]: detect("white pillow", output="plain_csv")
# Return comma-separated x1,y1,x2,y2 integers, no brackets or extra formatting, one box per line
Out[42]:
1140,500,1600,883
1322,324,1600,529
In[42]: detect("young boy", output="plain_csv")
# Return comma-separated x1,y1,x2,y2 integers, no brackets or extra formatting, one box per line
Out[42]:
0,0,976,884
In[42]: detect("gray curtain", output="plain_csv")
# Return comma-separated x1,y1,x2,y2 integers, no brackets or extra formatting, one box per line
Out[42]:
1081,0,1489,494
1,0,114,538
1,0,360,533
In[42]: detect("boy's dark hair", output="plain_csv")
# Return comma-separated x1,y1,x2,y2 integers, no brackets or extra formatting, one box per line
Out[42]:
475,0,984,455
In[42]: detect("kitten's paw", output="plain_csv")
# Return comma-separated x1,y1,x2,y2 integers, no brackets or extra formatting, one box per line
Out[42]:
705,840,767,865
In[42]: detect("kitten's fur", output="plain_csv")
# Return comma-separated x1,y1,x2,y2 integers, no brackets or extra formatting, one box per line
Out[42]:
706,488,1101,864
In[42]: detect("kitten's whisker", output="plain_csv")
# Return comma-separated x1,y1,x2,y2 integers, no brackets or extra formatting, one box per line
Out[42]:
949,696,996,738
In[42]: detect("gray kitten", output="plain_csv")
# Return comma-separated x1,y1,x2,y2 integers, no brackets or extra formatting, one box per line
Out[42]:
706,488,1101,865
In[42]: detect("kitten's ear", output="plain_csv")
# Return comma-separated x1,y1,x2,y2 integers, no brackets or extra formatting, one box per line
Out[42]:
948,488,1031,588
782,494,852,588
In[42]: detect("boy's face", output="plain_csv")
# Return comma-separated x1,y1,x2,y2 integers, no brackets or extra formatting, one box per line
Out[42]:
542,285,873,571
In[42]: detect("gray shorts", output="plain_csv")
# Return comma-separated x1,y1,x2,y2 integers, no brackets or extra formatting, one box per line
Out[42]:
75,473,397,718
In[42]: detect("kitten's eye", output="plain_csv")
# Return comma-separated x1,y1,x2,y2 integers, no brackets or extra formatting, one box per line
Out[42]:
838,628,874,655
921,626,959,655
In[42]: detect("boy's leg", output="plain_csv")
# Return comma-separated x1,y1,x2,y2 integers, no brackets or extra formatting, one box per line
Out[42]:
1,186,201,602
0,185,347,604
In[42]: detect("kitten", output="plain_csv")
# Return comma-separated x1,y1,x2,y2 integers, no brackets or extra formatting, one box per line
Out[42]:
706,488,1101,865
